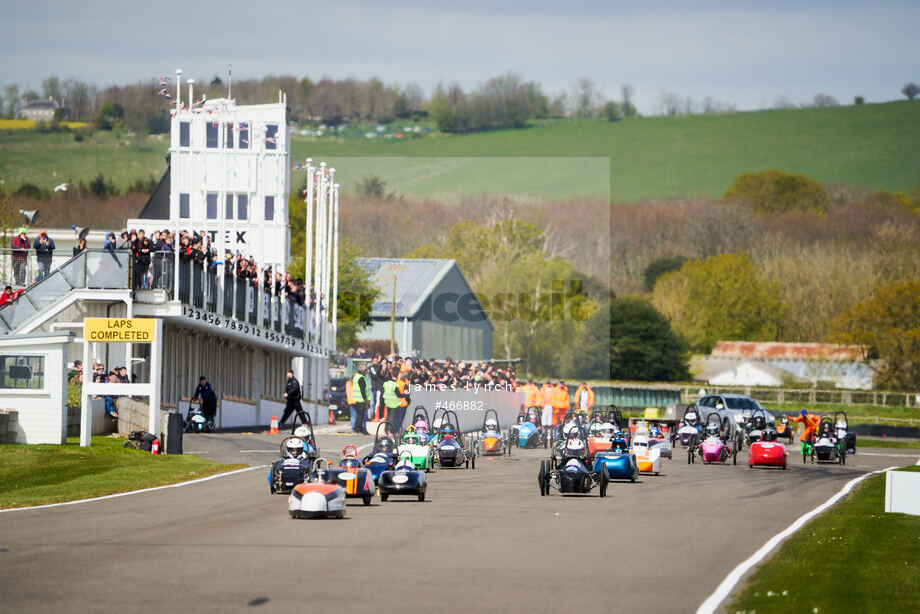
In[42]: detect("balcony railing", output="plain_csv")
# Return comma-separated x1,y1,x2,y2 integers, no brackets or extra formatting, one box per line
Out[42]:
0,249,321,343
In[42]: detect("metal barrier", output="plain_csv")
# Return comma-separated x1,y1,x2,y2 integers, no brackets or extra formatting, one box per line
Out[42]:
0,249,313,341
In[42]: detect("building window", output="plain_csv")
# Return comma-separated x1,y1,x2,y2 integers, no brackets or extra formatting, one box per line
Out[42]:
179,193,190,219
179,122,190,147
265,124,278,150
238,123,249,149
0,355,44,390
238,194,248,221
225,123,233,149
264,195,274,221
206,122,218,148
206,193,218,219
226,194,234,220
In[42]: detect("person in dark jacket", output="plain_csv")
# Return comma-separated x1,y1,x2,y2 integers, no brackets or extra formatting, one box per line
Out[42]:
132,229,153,289
192,376,218,425
11,227,30,285
33,228,55,281
103,232,117,251
280,369,307,427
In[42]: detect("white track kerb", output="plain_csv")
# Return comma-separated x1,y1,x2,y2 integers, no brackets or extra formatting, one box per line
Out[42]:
696,465,899,614
0,465,269,513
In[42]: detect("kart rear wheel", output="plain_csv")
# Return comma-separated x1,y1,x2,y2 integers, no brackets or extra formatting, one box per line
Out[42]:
362,495,371,506
539,461,547,496
472,454,476,469
733,446,737,465
418,492,425,502
380,493,389,502
599,469,609,498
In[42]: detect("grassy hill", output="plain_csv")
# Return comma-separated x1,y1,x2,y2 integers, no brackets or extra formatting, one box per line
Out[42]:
1,101,917,202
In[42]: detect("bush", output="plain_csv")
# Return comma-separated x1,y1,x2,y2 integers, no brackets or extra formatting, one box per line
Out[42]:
724,169,828,215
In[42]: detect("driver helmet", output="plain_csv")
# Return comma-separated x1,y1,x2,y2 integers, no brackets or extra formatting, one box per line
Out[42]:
441,423,457,438
341,456,360,469
396,459,414,471
285,438,306,459
403,430,421,445
377,438,396,454
414,420,430,437
485,417,498,431
761,430,777,442
650,426,663,438
752,416,764,429
706,422,720,437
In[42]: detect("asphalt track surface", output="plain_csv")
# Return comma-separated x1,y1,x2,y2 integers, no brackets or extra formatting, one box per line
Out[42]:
1,428,916,614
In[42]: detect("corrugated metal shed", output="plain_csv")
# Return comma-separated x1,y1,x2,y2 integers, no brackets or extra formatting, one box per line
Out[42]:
355,258,493,359
358,258,459,319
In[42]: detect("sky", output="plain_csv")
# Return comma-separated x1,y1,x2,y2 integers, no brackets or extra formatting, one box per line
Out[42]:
1,0,918,114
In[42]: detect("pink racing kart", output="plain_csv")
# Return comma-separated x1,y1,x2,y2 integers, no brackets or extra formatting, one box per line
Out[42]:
688,413,739,465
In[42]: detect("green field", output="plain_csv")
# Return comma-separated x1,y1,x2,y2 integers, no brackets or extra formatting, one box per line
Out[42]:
1,101,918,202
730,466,920,613
0,436,245,509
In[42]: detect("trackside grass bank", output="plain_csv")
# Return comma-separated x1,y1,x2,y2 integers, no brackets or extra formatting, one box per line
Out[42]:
0,436,245,509
730,466,920,613
857,439,920,450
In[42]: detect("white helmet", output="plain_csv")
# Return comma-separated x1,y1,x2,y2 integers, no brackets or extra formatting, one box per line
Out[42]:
285,438,305,459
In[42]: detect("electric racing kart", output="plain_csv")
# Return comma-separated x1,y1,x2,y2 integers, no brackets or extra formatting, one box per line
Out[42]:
184,402,214,433
511,407,548,449
396,425,434,471
747,409,787,469
592,435,638,482
378,450,428,502
269,435,314,494
474,409,510,456
810,416,846,465
323,444,376,505
433,410,475,469
677,404,703,447
539,425,609,497
363,421,399,482
288,458,347,519
689,413,739,465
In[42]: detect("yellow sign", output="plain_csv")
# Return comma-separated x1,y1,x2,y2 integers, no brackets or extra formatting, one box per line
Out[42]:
84,318,156,342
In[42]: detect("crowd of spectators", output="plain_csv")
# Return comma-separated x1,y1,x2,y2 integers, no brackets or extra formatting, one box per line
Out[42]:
348,351,519,391
67,360,135,418
5,226,324,316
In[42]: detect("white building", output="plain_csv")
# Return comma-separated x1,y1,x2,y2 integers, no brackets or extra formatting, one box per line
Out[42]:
0,79,339,443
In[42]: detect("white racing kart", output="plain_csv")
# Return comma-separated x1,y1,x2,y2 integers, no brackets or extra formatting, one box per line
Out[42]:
288,458,347,519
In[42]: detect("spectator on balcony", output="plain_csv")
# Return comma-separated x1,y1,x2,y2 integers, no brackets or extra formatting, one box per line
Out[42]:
11,228,30,286
132,229,153,289
118,231,132,250
33,228,55,281
73,237,87,257
0,285,23,306
103,232,117,251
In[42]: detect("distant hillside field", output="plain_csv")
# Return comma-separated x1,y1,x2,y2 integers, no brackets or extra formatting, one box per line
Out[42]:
1,101,917,202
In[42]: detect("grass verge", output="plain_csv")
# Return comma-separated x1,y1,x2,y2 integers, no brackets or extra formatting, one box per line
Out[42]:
763,402,920,423
0,436,246,509
730,466,920,613
857,438,920,450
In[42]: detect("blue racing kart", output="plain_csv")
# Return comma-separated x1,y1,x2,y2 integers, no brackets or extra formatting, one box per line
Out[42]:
591,437,638,482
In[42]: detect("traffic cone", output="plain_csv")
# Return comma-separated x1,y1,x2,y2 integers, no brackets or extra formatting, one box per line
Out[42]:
269,416,280,434
329,408,335,423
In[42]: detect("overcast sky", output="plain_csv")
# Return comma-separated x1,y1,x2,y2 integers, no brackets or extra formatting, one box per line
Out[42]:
2,0,917,114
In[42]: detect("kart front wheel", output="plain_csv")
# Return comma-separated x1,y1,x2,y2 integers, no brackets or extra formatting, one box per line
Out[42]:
418,491,425,502
362,495,371,506
599,469,609,498
380,493,389,502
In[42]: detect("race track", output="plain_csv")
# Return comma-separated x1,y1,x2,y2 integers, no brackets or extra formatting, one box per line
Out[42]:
1,430,914,614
